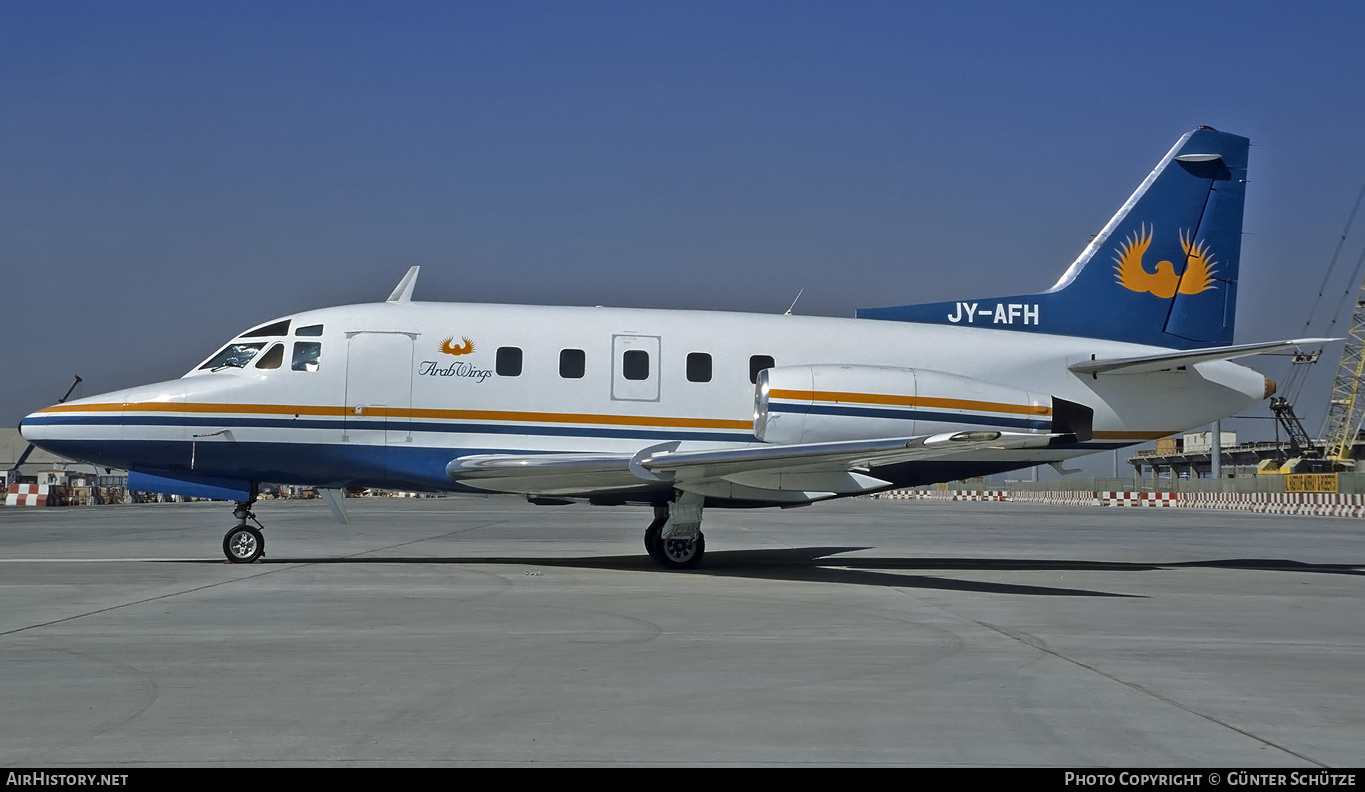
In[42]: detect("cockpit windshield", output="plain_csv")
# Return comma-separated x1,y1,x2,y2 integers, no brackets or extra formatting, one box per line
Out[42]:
241,319,291,338
199,343,267,371
192,319,323,375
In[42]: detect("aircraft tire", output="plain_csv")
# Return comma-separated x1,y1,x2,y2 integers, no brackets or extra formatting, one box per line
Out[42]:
658,531,705,570
223,526,264,564
644,517,666,561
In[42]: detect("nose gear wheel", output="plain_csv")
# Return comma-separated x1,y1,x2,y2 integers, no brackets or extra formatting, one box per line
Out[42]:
223,526,264,563
222,499,266,563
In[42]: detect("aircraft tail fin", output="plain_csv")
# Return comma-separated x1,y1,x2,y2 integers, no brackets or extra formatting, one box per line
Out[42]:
856,127,1250,349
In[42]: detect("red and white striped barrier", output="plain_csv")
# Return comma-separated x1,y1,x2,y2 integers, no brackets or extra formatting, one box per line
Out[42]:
6,484,55,507
1095,491,1178,507
1178,491,1365,517
1008,490,1097,507
883,489,1010,501
874,489,1365,517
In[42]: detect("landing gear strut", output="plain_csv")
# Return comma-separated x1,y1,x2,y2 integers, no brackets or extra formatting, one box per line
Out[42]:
644,491,706,569
223,500,266,563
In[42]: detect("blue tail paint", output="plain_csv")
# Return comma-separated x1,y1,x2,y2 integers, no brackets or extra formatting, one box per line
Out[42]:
856,127,1250,349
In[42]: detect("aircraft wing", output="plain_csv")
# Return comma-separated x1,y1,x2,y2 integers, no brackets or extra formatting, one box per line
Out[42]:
446,430,1061,499
1068,338,1335,376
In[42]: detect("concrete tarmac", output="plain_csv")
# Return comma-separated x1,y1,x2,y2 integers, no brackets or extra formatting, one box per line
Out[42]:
0,496,1361,767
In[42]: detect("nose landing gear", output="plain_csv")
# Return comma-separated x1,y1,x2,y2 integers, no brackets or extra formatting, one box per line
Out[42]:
223,500,266,563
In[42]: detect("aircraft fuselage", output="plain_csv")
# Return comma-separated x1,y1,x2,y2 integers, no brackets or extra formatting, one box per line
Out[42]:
22,300,1269,502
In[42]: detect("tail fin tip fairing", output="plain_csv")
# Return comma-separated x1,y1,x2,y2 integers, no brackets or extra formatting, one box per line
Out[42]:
856,127,1250,350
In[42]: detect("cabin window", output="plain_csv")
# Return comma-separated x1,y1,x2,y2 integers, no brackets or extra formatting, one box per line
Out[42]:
242,319,291,338
497,347,523,377
560,349,585,379
255,343,285,370
686,352,712,383
622,349,650,381
295,324,324,337
292,342,322,372
749,355,775,384
200,343,266,371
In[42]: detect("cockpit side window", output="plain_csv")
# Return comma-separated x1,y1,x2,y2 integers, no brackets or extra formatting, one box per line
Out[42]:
199,343,266,371
242,319,291,338
255,343,285,370
295,324,323,337
292,341,322,372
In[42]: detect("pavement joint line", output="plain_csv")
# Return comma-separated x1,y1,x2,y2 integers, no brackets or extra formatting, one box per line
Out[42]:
867,577,1330,768
970,619,1327,768
0,520,515,639
0,564,287,639
337,519,516,558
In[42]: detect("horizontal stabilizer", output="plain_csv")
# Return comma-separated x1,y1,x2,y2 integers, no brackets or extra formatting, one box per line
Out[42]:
1068,338,1335,376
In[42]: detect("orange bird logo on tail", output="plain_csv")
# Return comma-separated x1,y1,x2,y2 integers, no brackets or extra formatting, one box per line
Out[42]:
1114,224,1218,298
440,337,475,356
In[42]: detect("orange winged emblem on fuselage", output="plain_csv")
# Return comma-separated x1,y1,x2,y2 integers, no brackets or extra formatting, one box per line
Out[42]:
1114,224,1218,298
440,336,475,356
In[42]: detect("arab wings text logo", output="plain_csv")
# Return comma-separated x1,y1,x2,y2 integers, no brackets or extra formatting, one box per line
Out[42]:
440,337,475,356
1114,224,1218,298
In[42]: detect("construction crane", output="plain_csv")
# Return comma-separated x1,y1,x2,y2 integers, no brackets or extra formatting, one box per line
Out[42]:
1270,395,1320,460
1282,184,1365,470
1321,293,1365,467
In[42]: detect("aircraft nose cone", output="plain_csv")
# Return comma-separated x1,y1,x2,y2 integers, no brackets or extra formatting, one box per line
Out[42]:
1264,376,1277,399
18,407,53,448
18,410,41,442
17,402,109,468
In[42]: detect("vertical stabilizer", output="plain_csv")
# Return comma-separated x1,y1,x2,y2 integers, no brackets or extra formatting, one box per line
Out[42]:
856,127,1250,349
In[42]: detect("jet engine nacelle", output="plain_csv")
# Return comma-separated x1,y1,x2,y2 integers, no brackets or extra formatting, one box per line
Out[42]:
754,364,1076,445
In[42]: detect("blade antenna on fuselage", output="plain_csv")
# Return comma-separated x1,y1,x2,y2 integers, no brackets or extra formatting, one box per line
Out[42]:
387,266,421,303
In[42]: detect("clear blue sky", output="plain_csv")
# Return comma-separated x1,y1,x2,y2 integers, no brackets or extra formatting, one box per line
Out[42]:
4,1,1364,443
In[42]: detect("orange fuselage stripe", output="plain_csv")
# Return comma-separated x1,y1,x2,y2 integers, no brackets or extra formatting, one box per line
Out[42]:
39,402,1170,440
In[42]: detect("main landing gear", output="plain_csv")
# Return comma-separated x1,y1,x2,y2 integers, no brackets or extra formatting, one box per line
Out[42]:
644,491,706,569
222,500,266,564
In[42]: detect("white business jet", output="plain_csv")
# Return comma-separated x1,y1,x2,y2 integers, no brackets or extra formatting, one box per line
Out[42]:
20,127,1322,568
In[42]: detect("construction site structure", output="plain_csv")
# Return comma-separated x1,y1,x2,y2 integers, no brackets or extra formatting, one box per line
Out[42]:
1269,396,1320,461
1308,184,1365,468
1321,290,1365,468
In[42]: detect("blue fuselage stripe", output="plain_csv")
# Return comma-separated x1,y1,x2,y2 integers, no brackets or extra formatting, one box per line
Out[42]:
22,413,757,443
769,401,1052,431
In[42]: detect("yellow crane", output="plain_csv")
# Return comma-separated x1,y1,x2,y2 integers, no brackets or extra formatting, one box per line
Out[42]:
1322,300,1365,467
1315,186,1365,468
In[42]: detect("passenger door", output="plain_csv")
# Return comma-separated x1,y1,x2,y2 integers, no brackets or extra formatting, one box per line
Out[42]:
343,331,416,448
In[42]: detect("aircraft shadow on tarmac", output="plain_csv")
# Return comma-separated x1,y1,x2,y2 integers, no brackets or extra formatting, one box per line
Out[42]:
193,547,1360,598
